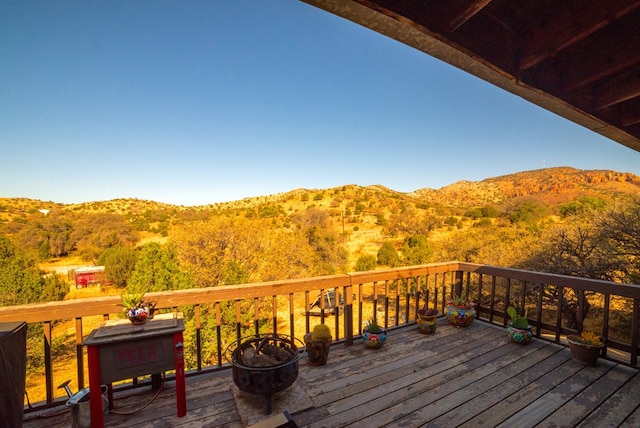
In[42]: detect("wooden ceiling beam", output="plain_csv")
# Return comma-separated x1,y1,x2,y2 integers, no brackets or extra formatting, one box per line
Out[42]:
558,14,640,92
447,0,493,32
595,66,640,110
621,99,640,127
518,0,640,71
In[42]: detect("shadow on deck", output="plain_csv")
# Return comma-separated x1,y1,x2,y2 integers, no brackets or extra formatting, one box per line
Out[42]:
23,319,640,427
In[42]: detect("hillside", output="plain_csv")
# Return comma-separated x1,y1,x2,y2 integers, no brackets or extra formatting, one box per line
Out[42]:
2,168,638,219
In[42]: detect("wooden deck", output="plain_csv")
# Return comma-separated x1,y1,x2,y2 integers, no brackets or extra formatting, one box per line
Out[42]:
23,318,640,427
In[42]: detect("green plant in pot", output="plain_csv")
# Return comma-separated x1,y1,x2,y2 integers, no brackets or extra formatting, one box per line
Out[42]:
567,331,604,366
362,319,387,349
120,286,155,325
506,306,533,344
304,323,333,366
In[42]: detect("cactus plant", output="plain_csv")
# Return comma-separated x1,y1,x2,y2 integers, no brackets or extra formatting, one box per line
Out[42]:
312,323,332,341
304,323,332,366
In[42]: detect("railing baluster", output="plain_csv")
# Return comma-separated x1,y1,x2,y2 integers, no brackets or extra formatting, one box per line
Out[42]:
632,298,639,366
490,276,497,324
602,294,610,358
253,298,260,335
304,291,310,334
235,300,242,343
536,284,543,337
334,287,340,340
555,286,564,342
75,317,84,390
577,289,585,334
504,278,511,327
44,321,53,403
288,293,295,339
358,282,363,334
195,304,202,371
272,295,277,335
215,302,222,367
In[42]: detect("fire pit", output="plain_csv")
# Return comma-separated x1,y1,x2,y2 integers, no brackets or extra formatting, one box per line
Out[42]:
226,333,302,414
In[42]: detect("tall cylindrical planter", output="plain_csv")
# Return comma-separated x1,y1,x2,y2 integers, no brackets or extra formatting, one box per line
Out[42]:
304,333,332,366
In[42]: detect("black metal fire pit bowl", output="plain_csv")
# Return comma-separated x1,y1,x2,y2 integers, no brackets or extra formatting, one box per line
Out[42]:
226,333,303,415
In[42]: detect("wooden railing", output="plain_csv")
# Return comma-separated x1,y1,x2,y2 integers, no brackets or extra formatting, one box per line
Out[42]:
2,261,640,413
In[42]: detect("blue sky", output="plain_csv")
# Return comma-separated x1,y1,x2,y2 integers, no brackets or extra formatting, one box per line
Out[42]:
2,1,638,206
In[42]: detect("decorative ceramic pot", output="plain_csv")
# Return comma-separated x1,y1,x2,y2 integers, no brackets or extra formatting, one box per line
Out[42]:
445,304,476,328
567,335,603,366
362,327,387,349
507,324,533,344
303,333,332,366
417,311,438,334
126,306,151,325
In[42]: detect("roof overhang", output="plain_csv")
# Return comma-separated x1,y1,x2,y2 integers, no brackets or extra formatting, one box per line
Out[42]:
301,0,640,153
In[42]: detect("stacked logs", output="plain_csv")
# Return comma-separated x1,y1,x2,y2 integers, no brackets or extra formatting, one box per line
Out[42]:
240,337,296,367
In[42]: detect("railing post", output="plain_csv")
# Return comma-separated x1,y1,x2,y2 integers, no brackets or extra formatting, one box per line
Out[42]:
454,271,464,299
343,284,353,346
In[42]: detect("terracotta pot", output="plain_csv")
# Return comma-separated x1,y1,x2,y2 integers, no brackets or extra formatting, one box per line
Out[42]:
567,335,603,366
304,333,332,366
507,324,533,344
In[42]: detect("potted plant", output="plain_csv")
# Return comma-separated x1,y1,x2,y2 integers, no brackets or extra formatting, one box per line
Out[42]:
362,319,387,349
304,323,332,366
506,306,533,344
416,303,438,334
445,294,476,328
120,287,155,325
567,331,604,366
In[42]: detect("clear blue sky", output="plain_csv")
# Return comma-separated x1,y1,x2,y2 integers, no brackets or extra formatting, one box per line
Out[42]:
2,1,638,206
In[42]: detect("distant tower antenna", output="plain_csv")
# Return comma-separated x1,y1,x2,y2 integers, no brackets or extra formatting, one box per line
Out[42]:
543,159,546,168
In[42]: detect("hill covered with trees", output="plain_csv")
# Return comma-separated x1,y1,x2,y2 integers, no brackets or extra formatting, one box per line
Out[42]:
1,166,639,307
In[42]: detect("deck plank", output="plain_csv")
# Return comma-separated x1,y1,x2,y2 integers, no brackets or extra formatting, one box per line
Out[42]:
22,320,640,428
578,367,640,427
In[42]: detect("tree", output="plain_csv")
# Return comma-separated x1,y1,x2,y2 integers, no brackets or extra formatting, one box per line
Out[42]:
401,235,433,265
0,236,64,306
72,213,138,260
596,199,640,283
355,254,377,271
98,246,138,288
377,242,399,267
128,242,194,292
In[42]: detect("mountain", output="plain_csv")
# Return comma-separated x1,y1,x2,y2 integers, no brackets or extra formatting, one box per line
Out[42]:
1,167,639,220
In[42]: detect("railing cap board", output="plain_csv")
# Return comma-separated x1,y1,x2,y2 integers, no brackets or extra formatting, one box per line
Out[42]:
458,262,640,299
0,274,353,324
348,262,459,284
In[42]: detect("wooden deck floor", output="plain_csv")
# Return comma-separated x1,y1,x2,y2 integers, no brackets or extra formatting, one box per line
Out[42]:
23,318,640,427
